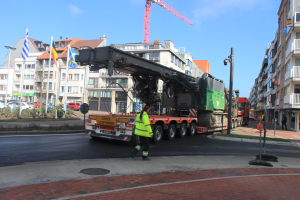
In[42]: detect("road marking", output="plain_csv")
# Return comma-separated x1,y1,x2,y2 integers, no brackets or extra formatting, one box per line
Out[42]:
54,174,300,200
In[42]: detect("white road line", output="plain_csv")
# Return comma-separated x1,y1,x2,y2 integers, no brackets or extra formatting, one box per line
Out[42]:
54,174,300,200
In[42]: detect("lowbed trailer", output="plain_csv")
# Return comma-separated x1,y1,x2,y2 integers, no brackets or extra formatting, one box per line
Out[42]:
85,114,232,145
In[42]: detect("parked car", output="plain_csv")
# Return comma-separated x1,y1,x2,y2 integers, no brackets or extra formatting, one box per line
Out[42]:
67,103,81,111
7,102,30,112
27,102,35,109
0,100,5,109
42,102,53,110
34,102,41,108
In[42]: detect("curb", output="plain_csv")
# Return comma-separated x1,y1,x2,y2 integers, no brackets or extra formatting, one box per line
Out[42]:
208,135,296,146
0,130,85,136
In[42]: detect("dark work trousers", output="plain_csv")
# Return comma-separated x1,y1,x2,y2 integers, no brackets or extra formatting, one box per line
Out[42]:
282,123,287,130
132,136,150,158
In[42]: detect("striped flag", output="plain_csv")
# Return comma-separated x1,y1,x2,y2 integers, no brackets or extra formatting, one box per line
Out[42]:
21,29,29,60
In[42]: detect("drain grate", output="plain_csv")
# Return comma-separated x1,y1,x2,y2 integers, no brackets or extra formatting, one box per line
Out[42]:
79,168,110,175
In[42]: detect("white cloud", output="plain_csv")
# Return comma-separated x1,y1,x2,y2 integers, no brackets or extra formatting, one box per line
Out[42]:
193,0,271,24
69,4,84,16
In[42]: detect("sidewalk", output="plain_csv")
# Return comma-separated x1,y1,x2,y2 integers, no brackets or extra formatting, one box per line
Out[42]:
0,156,300,199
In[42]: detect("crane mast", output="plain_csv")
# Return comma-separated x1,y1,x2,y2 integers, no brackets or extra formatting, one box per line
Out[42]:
143,0,193,43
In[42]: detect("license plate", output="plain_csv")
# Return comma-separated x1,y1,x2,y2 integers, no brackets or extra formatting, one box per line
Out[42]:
100,130,112,134
96,116,117,126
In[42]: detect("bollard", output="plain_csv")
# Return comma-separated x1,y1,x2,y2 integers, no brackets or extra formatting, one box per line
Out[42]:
55,109,57,119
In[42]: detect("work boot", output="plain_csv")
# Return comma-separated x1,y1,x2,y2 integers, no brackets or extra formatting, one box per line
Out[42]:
142,156,151,161
131,149,138,158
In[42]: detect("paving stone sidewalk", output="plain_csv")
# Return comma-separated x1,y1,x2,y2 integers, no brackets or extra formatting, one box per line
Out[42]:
1,168,300,200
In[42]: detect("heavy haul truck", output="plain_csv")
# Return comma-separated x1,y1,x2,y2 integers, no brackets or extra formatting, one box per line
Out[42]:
76,46,242,144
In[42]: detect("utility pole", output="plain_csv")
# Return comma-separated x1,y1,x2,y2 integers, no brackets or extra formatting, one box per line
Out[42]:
224,48,234,135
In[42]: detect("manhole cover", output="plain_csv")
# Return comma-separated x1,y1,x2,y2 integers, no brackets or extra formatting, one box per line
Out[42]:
79,168,110,175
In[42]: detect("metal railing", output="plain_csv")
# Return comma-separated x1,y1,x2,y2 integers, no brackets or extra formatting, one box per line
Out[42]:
283,93,300,104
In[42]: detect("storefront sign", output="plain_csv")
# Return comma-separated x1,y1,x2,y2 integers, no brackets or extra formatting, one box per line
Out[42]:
13,93,34,97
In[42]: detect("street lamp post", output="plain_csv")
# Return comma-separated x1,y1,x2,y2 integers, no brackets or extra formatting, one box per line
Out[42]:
224,48,234,135
5,46,16,107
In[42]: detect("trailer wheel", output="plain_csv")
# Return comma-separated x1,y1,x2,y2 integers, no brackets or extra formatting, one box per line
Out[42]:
166,124,176,140
187,123,196,136
177,123,187,138
153,125,163,143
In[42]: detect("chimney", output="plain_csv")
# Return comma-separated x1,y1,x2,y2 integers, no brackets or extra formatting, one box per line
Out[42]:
60,36,62,40
100,34,107,46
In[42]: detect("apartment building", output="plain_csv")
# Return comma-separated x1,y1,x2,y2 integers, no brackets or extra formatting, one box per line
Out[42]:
0,67,14,100
36,36,107,105
249,0,300,131
86,40,204,113
3,38,49,101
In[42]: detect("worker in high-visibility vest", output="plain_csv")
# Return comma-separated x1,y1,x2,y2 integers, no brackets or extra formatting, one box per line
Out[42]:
131,105,153,161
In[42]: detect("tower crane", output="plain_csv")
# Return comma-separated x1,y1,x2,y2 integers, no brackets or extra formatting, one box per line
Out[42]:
143,0,193,43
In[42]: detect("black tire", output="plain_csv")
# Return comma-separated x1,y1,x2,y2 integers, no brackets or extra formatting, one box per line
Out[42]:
153,125,163,143
177,123,187,138
187,123,196,136
71,108,75,111
166,124,176,140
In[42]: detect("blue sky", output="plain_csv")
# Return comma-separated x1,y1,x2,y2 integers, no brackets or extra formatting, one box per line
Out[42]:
0,0,281,97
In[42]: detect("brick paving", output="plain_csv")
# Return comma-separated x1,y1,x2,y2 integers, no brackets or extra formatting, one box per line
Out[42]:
1,168,299,200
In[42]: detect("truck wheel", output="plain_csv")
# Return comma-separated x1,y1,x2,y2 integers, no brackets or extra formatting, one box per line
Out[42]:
166,124,176,140
153,125,163,143
187,123,196,136
177,123,187,138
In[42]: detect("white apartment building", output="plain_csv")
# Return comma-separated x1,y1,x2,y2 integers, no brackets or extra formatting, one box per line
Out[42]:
0,68,14,100
13,53,43,102
86,40,202,113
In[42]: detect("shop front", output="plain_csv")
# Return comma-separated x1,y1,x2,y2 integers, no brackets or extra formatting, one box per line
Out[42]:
12,93,34,102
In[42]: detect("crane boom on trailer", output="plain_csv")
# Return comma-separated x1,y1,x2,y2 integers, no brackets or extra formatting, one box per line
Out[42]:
76,47,244,145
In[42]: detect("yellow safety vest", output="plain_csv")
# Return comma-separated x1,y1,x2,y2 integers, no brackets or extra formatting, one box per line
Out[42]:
135,112,153,137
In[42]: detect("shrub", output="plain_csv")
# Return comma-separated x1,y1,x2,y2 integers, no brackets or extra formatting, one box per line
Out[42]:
57,109,65,118
65,109,73,118
22,109,31,118
37,106,46,117
49,108,56,118
11,106,20,118
1,107,11,118
29,108,38,119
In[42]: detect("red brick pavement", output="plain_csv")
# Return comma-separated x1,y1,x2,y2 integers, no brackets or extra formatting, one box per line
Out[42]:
0,168,299,200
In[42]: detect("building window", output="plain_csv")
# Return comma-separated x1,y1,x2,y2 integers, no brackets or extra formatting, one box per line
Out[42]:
89,78,95,85
62,73,65,80
148,52,160,62
81,74,84,80
69,74,72,80
80,87,83,93
17,64,22,69
61,86,64,92
60,42,65,48
101,91,111,97
68,86,72,93
284,85,290,96
175,58,178,66
89,90,100,97
171,54,174,63
74,74,79,80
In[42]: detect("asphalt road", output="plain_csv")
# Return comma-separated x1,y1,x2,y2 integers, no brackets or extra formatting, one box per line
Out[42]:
1,133,300,165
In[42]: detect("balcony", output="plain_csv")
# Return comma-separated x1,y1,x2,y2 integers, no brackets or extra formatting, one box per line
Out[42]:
36,66,43,71
284,93,300,107
35,77,42,82
285,66,300,81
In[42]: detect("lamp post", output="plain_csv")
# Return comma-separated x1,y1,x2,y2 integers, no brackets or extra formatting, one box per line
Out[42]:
224,48,234,135
4,46,16,107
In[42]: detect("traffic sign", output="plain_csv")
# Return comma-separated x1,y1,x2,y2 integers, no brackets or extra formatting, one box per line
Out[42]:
80,103,89,114
257,124,263,131
136,102,139,110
